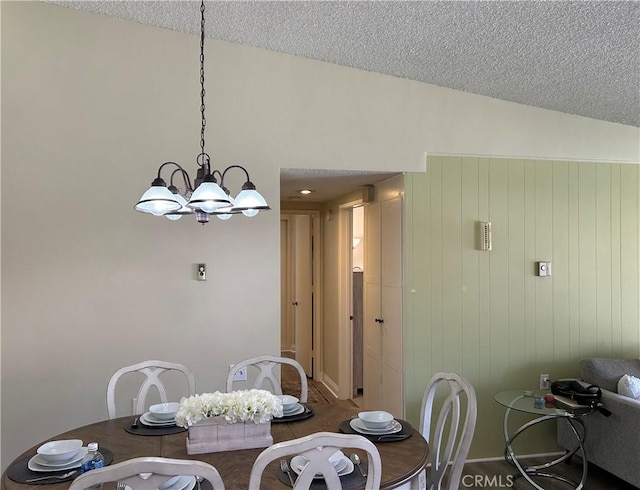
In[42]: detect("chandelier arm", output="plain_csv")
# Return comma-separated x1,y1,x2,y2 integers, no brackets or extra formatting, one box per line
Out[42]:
156,161,188,179
169,167,194,194
211,169,224,182
220,165,251,187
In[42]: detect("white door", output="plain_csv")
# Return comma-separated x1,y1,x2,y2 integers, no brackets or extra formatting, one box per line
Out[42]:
380,195,403,416
280,219,293,351
363,199,382,410
362,177,404,415
293,215,313,376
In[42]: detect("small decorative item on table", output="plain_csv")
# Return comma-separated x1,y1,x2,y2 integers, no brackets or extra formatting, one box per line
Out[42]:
544,394,555,408
176,389,283,454
533,396,545,409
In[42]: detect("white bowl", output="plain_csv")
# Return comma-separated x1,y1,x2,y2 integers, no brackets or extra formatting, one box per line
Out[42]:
358,410,394,429
149,402,180,421
36,439,83,463
158,476,181,490
329,450,345,467
277,395,299,411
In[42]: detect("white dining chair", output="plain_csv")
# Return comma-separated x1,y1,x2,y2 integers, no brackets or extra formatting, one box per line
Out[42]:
68,457,225,490
419,372,477,490
226,355,308,403
106,360,196,419
248,431,381,490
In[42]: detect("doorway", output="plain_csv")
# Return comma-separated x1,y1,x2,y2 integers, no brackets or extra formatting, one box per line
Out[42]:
351,205,364,403
335,175,404,414
280,169,402,404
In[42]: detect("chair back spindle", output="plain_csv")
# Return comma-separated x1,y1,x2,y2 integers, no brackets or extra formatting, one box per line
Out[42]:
420,372,477,490
226,355,308,402
106,360,196,419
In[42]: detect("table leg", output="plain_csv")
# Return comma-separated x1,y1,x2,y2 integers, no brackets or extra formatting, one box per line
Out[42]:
503,407,588,490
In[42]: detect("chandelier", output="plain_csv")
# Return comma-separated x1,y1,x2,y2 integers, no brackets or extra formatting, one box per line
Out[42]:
134,0,269,224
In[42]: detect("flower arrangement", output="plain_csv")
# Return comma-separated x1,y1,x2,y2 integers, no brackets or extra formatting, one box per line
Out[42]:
175,389,283,427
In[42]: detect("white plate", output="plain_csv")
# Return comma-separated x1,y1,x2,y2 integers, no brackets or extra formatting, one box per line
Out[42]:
282,404,305,417
116,476,193,490
350,418,402,435
140,412,176,427
142,412,176,425
28,448,88,472
32,448,85,468
158,475,181,490
290,455,353,479
164,475,195,490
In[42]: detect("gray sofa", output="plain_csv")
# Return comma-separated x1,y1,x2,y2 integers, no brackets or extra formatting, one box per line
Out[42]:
557,358,640,488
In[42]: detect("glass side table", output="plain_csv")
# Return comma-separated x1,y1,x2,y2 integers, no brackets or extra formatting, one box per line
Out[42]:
495,389,593,490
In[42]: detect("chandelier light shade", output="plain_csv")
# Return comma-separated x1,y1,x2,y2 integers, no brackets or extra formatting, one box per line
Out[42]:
209,191,235,220
219,165,270,218
134,177,182,216
134,0,269,223
187,175,230,213
234,183,271,217
165,186,193,220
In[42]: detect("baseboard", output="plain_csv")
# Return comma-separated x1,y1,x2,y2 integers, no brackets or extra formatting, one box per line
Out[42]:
320,373,340,398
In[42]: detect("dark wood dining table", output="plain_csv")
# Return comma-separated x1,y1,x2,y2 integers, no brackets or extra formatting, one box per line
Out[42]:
2,399,429,490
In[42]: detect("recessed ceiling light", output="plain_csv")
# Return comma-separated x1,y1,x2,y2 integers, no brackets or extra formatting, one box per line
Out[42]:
298,189,314,195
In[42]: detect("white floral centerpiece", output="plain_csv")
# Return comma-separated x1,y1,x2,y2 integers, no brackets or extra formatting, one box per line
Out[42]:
176,389,283,427
177,389,283,454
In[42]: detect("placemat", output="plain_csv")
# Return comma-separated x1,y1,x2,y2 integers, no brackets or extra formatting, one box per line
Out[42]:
272,404,315,424
338,419,413,442
123,418,187,436
190,477,213,490
6,447,114,485
275,455,367,489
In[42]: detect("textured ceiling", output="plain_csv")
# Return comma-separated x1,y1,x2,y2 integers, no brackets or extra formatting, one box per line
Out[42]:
45,0,640,202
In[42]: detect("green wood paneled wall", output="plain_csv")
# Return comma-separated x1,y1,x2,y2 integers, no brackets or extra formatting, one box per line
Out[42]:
405,155,640,458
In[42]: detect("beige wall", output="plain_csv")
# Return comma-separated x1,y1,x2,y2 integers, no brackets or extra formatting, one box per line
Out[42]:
405,156,640,458
2,1,639,469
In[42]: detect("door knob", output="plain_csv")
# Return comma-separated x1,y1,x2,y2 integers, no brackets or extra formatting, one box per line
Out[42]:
375,318,384,323
292,301,298,306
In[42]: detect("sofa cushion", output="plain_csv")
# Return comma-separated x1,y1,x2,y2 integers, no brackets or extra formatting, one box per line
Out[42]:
618,374,640,399
580,358,640,392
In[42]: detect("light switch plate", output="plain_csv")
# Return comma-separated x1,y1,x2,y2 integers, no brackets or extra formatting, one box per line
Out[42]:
196,263,206,281
230,364,247,381
537,261,551,276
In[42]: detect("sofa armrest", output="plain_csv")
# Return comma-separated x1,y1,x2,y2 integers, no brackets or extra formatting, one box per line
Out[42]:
558,387,640,487
599,387,640,408
596,387,640,420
